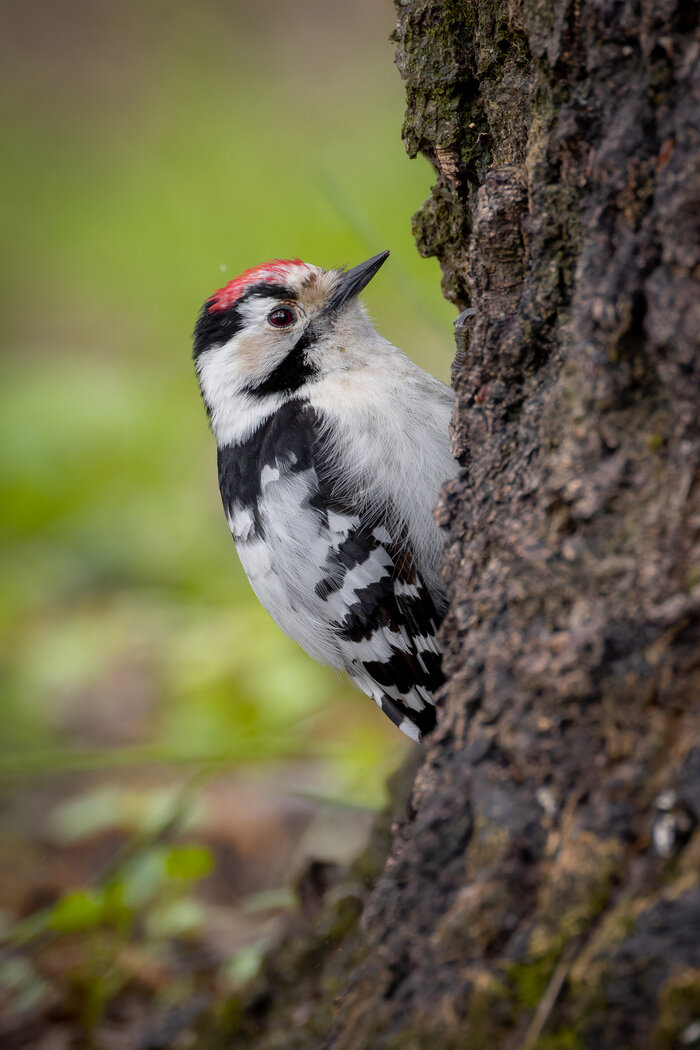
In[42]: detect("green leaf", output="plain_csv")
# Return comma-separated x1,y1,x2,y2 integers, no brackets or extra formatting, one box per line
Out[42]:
101,881,133,927
47,890,104,932
163,844,214,881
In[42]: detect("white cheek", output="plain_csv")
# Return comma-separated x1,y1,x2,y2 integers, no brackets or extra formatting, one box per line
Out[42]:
203,298,303,388
195,296,307,444
196,348,284,444
234,332,293,385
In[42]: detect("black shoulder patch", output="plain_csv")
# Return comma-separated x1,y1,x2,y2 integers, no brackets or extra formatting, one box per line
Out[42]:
217,399,320,535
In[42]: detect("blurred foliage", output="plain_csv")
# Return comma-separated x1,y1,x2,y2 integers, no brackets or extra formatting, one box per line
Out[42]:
0,1,454,1040
3,798,218,1040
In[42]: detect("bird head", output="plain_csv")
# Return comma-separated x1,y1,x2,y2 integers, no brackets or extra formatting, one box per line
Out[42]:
193,252,390,413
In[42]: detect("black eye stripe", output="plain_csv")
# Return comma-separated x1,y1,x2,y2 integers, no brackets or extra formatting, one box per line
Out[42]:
244,283,297,302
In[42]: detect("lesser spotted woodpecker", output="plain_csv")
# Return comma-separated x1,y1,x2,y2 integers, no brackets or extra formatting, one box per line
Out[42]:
193,252,457,741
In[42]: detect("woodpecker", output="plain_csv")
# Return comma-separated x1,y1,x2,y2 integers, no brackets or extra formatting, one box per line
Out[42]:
193,252,457,741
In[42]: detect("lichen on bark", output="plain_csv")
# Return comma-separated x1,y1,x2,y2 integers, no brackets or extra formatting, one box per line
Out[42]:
201,2,700,1047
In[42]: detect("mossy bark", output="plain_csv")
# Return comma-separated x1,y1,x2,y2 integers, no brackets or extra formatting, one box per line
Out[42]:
203,2,700,1047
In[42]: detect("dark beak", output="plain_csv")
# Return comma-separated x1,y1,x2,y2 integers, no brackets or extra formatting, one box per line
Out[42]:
323,250,390,313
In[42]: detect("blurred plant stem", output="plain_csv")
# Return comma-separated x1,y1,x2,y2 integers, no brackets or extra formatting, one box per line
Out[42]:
0,739,318,781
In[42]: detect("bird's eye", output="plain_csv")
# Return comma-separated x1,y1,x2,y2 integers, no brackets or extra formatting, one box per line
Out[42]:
267,307,296,328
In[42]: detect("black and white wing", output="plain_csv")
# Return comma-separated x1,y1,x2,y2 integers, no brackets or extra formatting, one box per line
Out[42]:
217,399,445,741
313,508,444,741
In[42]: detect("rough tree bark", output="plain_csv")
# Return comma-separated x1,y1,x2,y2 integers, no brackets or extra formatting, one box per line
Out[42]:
202,2,700,1047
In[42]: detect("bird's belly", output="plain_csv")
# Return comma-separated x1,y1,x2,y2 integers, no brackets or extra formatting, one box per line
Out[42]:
234,520,342,669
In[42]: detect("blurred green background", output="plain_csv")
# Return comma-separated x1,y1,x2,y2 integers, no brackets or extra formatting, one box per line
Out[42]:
0,0,453,1030
1,0,453,791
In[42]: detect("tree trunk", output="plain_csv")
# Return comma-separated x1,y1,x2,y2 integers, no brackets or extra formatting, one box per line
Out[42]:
205,2,700,1047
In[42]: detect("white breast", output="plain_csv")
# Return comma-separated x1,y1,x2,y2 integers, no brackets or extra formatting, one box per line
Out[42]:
307,341,458,603
234,466,345,667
